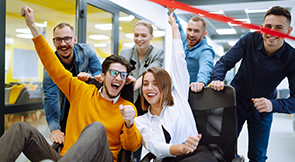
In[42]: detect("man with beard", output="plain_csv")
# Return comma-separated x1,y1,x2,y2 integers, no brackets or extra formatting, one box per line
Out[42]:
43,22,102,145
168,8,214,93
210,6,294,162
0,6,142,162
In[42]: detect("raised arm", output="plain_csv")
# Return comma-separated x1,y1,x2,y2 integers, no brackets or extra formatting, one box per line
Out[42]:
168,13,190,100
20,6,40,38
21,6,89,102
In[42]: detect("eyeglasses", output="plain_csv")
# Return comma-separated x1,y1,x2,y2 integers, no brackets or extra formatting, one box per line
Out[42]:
108,69,128,80
53,37,73,44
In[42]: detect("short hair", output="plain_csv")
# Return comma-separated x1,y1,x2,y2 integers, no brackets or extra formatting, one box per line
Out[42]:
264,6,291,25
190,16,207,31
134,20,153,34
102,55,131,75
53,22,74,36
141,67,174,111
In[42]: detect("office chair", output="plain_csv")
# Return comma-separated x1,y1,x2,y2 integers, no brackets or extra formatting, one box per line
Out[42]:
5,84,39,129
139,86,244,162
188,86,244,162
52,78,134,162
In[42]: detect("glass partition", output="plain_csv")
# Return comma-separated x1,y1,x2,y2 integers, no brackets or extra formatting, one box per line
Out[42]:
86,4,113,63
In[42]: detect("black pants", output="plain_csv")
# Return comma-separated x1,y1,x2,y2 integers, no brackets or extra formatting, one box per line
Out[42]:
163,145,218,162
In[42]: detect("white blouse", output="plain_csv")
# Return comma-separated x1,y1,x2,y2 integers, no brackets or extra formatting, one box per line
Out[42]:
134,39,198,160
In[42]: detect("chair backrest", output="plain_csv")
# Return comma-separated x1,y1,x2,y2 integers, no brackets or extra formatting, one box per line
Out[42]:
9,84,25,104
5,87,11,105
188,86,237,162
14,87,30,104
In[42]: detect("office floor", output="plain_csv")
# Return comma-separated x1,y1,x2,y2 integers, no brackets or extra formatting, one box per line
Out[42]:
238,113,295,162
15,113,295,162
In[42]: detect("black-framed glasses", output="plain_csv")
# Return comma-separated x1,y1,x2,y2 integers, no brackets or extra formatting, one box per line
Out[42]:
108,69,128,80
53,37,73,44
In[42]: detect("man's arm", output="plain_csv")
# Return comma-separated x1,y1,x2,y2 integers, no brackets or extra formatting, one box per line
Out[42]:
261,72,295,113
21,6,90,103
167,8,186,44
43,70,65,144
210,34,248,91
190,48,214,92
120,104,142,152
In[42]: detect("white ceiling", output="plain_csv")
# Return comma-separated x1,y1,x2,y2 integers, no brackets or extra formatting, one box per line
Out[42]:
175,0,295,51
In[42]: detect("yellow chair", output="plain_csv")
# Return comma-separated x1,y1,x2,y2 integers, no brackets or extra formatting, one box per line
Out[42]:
5,83,39,129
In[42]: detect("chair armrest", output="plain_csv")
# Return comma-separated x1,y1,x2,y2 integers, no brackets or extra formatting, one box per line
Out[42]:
51,143,63,153
121,150,133,162
140,152,156,162
232,156,245,162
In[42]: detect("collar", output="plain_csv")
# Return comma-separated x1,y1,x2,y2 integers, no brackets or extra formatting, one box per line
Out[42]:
257,34,285,59
99,87,120,104
146,105,168,118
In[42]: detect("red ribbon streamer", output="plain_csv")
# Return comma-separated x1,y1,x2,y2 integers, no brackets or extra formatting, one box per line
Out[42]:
148,0,295,40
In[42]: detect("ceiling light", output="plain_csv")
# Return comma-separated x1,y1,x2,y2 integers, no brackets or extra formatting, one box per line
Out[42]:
95,24,122,30
228,19,250,26
89,35,109,40
216,29,237,35
36,21,47,27
228,40,238,47
153,31,165,38
16,34,33,39
119,15,134,22
94,43,107,48
125,33,133,39
250,29,260,32
6,37,14,45
209,10,224,15
123,43,135,48
245,8,268,13
15,28,31,34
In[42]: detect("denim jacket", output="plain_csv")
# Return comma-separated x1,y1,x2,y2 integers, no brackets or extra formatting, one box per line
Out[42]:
42,43,102,132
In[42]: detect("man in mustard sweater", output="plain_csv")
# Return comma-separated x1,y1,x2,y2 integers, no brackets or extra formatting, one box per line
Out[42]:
0,6,141,162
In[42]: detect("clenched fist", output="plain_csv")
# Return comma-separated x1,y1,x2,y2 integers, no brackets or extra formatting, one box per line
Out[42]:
119,105,135,128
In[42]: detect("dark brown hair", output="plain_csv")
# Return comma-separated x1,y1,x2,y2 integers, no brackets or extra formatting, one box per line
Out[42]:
264,6,291,26
102,55,131,75
141,67,174,111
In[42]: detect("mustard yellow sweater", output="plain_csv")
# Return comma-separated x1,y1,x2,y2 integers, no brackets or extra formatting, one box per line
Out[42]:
32,35,142,161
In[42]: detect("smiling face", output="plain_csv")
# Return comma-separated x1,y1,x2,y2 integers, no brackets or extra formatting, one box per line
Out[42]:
262,14,292,53
186,20,207,48
101,63,127,98
142,72,161,109
53,26,77,59
133,24,153,52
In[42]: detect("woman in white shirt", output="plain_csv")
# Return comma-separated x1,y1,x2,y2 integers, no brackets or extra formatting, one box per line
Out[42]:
134,13,217,162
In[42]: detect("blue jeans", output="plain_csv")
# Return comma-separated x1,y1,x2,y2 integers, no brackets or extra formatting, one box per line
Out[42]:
237,109,273,162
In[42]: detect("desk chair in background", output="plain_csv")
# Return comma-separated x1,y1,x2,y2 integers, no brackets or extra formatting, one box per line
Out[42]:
140,86,244,162
52,78,135,162
5,83,40,129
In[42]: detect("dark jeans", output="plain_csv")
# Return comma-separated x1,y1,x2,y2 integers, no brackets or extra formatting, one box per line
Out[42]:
0,122,113,162
237,109,273,162
162,145,218,162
